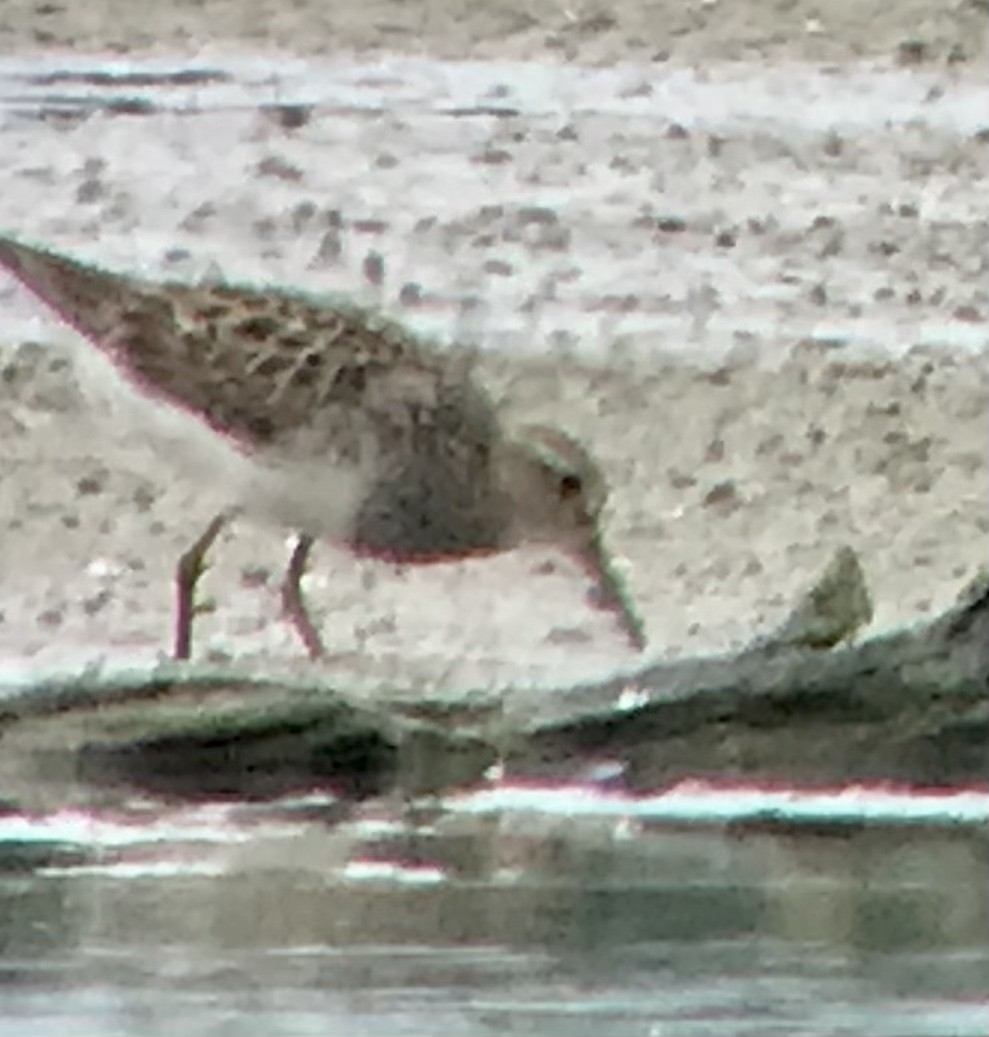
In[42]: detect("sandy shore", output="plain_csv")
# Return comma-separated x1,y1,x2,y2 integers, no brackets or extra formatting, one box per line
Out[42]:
0,4,985,690
0,0,984,65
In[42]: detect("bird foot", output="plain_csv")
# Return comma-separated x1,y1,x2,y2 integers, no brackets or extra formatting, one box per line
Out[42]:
173,513,227,660
281,534,327,660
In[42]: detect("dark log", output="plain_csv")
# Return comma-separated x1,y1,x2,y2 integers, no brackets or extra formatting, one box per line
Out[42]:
0,573,984,810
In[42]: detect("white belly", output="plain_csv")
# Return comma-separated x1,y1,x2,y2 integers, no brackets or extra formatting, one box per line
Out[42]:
70,339,370,539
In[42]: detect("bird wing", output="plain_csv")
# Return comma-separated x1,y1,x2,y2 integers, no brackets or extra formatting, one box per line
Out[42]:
0,234,489,468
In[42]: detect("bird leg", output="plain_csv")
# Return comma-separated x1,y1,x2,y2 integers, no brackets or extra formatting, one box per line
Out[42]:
174,513,227,660
282,533,326,659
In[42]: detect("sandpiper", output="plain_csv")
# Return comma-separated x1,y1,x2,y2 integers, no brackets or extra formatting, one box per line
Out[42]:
0,234,647,660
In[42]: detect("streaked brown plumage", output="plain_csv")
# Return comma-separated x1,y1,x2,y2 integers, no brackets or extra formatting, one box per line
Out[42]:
0,233,646,659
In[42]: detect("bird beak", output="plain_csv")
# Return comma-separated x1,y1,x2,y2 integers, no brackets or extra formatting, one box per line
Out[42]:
573,531,647,652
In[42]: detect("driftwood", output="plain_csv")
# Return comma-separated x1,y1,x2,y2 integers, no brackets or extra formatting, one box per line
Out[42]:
507,570,988,790
0,568,985,811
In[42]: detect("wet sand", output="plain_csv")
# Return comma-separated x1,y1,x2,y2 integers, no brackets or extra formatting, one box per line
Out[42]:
0,0,984,64
0,9,985,690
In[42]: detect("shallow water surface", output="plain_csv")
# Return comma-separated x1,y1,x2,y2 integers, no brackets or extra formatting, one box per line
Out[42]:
0,789,985,1036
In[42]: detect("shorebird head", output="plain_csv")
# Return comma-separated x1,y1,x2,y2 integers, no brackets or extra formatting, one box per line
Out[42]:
502,425,646,651
503,425,607,546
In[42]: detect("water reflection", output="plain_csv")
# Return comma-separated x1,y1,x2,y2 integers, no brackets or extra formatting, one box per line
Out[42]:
0,804,985,1035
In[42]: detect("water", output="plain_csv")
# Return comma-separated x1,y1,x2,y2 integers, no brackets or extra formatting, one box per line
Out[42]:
0,789,985,1035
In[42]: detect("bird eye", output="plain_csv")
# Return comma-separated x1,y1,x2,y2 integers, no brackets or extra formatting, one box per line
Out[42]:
558,473,582,499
